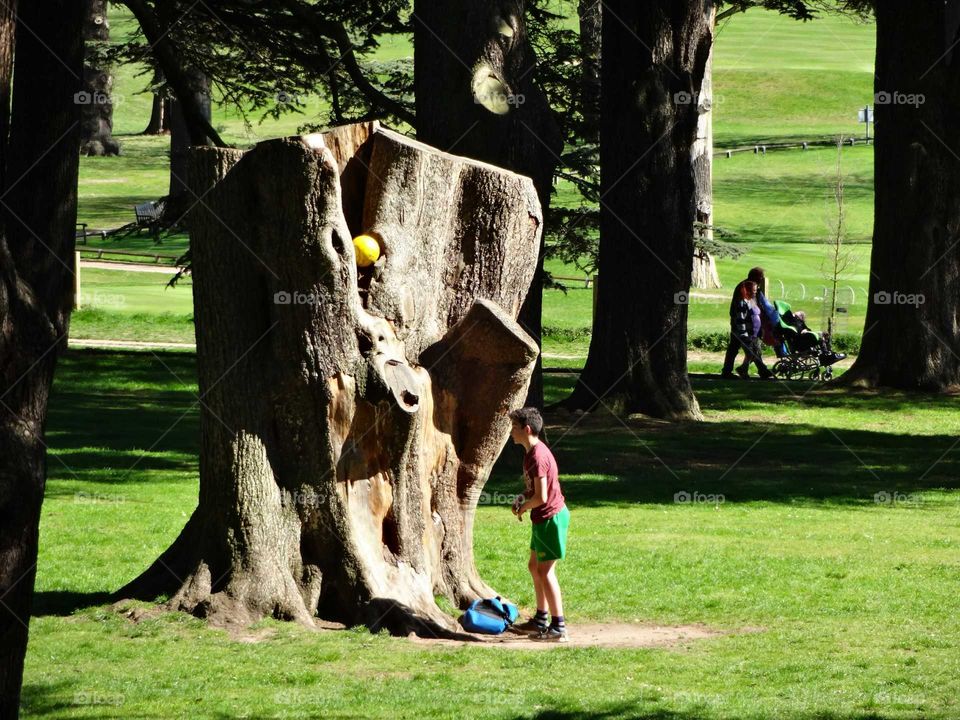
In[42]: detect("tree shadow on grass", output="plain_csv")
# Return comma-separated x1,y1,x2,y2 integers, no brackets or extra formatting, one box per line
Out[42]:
46,350,200,476
31,590,113,616
521,707,897,720
501,373,960,507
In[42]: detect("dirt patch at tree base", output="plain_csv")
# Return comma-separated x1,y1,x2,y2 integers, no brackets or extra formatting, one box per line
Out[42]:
409,622,731,650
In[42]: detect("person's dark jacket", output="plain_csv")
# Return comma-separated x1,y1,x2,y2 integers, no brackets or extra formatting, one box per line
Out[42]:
729,281,750,337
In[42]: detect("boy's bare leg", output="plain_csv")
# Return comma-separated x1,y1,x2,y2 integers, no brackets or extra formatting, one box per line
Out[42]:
535,559,564,618
528,550,547,611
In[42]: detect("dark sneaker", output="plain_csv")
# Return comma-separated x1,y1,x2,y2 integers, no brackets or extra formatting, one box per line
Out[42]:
529,626,569,643
720,372,740,380
735,367,750,380
512,618,548,633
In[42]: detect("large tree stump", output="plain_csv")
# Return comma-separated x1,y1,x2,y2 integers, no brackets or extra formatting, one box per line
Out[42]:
117,122,542,635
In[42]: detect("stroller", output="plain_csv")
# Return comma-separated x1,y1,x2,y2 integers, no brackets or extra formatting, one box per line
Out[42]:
761,299,846,381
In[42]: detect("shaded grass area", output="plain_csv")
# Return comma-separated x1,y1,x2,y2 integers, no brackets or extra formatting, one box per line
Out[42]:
22,350,960,718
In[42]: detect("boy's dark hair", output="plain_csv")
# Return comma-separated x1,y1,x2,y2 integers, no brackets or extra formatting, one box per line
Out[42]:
509,407,543,436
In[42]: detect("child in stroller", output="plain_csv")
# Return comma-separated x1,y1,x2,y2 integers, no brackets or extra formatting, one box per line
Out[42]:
761,299,846,380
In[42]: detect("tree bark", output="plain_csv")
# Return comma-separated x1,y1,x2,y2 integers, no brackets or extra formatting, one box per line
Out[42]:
578,0,601,144
143,93,172,135
691,6,720,290
80,0,121,156
117,122,543,635
564,0,710,420
414,0,562,409
0,0,83,715
168,68,212,207
842,0,960,391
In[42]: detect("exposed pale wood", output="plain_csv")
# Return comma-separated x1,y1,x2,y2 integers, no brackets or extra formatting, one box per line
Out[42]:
118,123,542,635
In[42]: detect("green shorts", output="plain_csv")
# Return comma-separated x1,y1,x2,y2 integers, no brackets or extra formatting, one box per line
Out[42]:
530,505,569,561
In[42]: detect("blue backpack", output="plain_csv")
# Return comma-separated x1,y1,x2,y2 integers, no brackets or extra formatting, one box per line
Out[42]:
458,596,519,634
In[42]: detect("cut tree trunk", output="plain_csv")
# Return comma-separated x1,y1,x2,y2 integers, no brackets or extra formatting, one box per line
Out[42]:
116,122,543,635
842,0,960,391
0,0,83,714
79,0,120,156
414,0,562,409
563,0,711,420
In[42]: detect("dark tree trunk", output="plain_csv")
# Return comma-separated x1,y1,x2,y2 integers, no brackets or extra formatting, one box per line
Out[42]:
117,122,543,635
564,0,711,420
123,0,223,148
143,93,173,135
0,0,83,715
80,0,120,156
168,69,212,211
843,0,960,391
578,0,601,144
414,0,562,410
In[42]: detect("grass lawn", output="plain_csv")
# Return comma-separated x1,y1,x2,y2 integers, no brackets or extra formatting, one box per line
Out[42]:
76,6,878,353
72,269,194,343
23,350,960,719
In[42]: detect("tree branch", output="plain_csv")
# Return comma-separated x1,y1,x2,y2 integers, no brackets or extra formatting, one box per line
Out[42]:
279,0,416,128
120,0,228,147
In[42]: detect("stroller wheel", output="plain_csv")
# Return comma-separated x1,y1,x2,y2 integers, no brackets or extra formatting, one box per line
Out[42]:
823,367,834,381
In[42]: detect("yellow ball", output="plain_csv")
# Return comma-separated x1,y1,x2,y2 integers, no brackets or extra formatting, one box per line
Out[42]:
353,233,381,268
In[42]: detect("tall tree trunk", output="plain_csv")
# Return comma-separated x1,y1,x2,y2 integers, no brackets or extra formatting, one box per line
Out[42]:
842,0,960,391
80,0,120,156
143,93,173,135
414,0,562,409
117,122,543,635
691,6,720,290
578,0,601,144
0,0,84,715
564,0,711,420
168,68,212,211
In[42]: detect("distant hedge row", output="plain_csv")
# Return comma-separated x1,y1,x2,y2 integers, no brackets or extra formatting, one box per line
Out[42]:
543,327,862,355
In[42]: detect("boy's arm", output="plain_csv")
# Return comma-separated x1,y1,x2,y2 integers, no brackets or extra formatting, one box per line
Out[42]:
515,475,547,515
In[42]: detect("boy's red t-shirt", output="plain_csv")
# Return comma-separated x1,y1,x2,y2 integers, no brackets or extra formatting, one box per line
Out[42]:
523,441,565,524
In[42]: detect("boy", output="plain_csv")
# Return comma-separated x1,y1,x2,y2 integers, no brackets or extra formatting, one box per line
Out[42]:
508,407,570,642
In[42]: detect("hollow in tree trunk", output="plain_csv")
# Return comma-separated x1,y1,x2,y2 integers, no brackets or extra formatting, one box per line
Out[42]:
842,0,960,391
414,0,561,409
116,122,543,635
564,0,710,420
